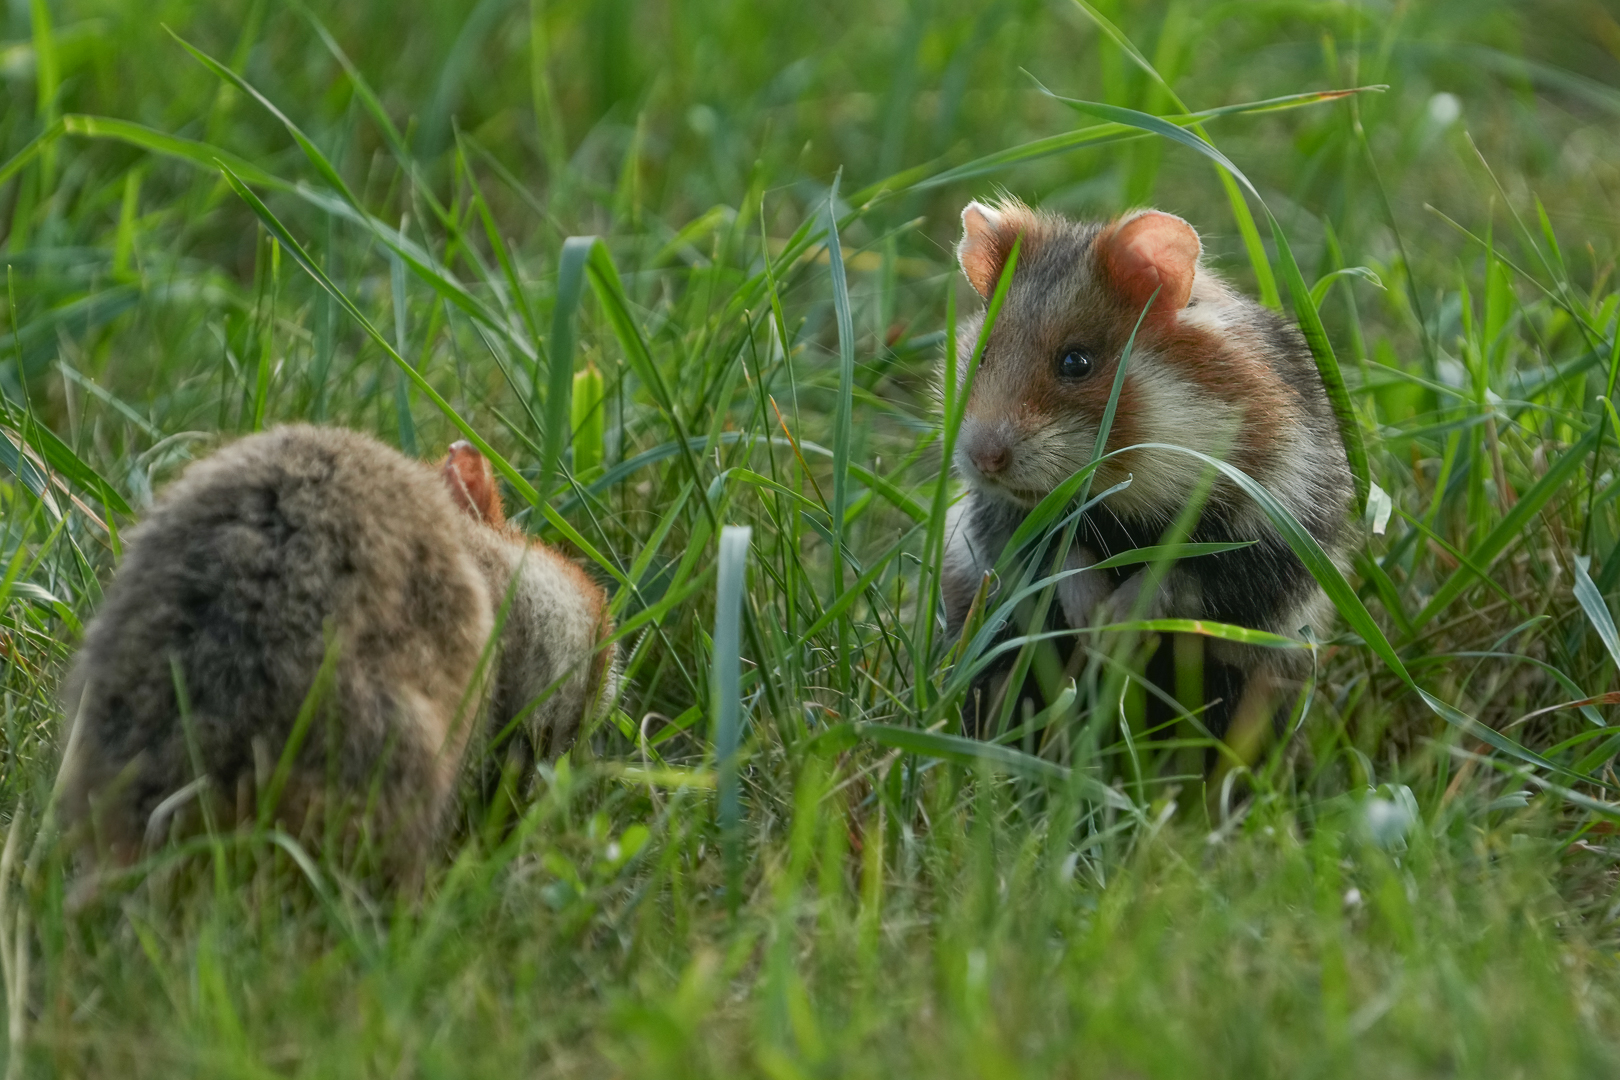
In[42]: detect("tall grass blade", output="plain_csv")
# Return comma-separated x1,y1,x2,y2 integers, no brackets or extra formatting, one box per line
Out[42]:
545,237,594,500
168,28,361,209
298,4,453,225
0,426,55,514
389,252,417,455
824,174,857,699
713,524,751,915
1267,216,1370,514
986,288,1158,736
1086,541,1257,570
256,632,341,831
29,0,58,192
0,120,64,188
850,87,1376,206
795,530,914,645
1574,555,1620,674
0,397,130,516
858,723,1068,784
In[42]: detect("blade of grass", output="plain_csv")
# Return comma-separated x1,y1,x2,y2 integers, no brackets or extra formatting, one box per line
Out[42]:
987,287,1158,737
545,237,593,501
911,285,957,714
1062,0,1354,309
713,525,750,916
849,86,1379,206
389,250,417,455
0,120,64,188
30,0,58,192
256,632,341,831
124,31,539,372
0,396,131,516
857,723,1069,785
1574,555,1620,674
795,528,914,646
825,174,856,703
1086,541,1258,571
168,27,361,209
297,3,453,227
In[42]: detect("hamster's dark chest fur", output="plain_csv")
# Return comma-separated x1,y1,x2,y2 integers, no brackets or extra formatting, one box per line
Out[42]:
953,492,1306,741
1074,502,1321,634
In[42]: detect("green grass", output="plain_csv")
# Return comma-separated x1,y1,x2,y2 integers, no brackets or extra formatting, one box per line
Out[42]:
5,0,1620,1074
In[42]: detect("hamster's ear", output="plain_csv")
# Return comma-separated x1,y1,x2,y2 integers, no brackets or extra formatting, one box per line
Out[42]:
958,201,1013,299
1097,211,1201,325
441,441,506,527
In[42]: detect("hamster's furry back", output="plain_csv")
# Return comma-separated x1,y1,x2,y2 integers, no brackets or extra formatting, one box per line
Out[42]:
57,425,495,874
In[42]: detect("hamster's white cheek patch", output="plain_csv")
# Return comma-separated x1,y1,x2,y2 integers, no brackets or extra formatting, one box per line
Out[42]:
1131,363,1242,459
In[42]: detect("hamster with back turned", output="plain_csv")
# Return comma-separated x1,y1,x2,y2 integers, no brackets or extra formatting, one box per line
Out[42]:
56,424,615,883
940,199,1353,743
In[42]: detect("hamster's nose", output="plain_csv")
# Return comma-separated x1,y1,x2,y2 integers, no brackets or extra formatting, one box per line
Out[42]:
970,443,1010,476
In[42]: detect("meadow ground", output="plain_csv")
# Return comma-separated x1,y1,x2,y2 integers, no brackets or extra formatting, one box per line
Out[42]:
4,0,1620,1075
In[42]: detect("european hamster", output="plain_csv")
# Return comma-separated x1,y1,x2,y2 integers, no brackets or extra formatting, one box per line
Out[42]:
941,199,1352,743
56,424,614,881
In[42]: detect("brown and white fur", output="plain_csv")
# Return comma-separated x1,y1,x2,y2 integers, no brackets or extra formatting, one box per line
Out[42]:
56,424,615,883
941,199,1352,741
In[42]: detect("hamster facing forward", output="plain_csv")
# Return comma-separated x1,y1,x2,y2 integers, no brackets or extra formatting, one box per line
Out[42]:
941,199,1352,742
56,424,615,881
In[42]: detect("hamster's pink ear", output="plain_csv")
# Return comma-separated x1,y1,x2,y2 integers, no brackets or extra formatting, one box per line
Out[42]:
1097,211,1201,326
958,200,1014,299
441,441,506,527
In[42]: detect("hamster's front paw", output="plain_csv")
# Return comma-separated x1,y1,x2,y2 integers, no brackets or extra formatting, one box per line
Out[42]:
1056,545,1113,628
1101,570,1150,626
1101,567,1200,626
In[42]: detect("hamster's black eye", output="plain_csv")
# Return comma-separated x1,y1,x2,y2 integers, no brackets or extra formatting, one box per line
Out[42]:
1056,347,1094,379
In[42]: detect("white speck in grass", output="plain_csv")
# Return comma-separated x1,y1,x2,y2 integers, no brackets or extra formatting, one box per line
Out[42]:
605,841,621,863
1428,92,1461,126
1364,796,1414,851
687,104,718,138
1436,356,1469,388
1365,482,1393,535
0,47,33,80
1344,886,1363,909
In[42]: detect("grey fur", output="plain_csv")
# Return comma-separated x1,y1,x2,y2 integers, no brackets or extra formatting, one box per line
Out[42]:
56,425,612,880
